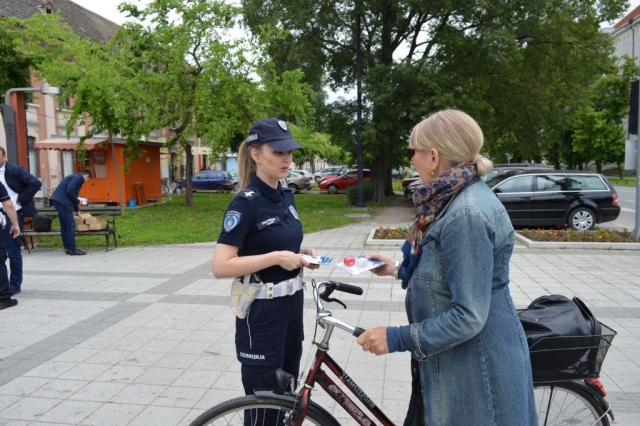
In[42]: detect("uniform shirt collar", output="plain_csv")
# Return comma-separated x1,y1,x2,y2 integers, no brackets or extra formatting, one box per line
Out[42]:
251,174,284,203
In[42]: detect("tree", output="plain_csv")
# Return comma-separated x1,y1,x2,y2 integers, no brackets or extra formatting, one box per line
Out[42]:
0,24,34,99
115,0,318,206
572,56,640,172
241,0,629,203
6,13,153,214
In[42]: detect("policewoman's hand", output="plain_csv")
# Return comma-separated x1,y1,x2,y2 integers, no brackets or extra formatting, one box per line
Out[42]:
367,253,396,277
356,327,389,356
300,247,320,270
279,251,311,271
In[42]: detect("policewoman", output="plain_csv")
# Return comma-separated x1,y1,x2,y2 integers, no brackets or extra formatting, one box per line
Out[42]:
212,118,318,410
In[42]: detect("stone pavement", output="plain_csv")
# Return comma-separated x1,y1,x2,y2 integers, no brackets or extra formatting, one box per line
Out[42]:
0,221,638,425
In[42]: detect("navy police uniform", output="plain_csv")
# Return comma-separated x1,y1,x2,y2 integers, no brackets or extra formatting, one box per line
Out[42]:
217,173,304,397
0,183,14,301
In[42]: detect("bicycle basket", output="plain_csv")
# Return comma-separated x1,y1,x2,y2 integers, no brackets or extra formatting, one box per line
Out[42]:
529,322,617,382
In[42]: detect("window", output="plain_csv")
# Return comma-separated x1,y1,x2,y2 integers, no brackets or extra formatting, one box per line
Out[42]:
494,176,533,193
192,172,207,180
568,175,607,191
536,175,570,192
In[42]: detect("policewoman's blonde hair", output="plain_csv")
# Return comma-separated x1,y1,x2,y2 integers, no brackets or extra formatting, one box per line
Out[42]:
409,109,493,176
237,140,262,189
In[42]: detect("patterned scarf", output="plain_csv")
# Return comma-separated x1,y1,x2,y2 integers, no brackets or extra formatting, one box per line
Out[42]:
408,164,477,256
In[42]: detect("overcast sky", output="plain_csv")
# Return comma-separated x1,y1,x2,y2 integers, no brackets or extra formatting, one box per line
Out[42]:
71,0,640,27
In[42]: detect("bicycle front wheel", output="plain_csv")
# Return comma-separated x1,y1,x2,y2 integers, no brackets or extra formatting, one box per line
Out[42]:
190,395,340,426
535,382,609,425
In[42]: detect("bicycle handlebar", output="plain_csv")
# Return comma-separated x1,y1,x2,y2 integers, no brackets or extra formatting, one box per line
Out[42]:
313,280,366,337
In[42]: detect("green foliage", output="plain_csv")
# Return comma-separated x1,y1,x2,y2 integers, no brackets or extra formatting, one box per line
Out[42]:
241,0,629,202
0,24,34,99
346,181,372,206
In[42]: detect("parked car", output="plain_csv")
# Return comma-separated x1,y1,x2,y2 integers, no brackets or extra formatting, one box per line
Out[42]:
319,169,371,193
290,170,316,189
482,163,554,182
391,168,405,179
285,170,314,192
402,171,421,189
313,166,349,182
485,171,620,230
182,170,235,191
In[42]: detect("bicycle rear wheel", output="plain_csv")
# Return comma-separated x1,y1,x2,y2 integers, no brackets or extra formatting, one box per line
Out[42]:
535,381,609,425
190,395,340,426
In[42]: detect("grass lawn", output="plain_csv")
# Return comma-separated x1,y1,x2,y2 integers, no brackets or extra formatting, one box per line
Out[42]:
607,177,636,186
35,193,372,249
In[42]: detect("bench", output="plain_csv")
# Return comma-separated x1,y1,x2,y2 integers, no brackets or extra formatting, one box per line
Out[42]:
22,207,122,253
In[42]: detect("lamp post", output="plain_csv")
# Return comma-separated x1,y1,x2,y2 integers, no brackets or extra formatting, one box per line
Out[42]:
1,86,61,170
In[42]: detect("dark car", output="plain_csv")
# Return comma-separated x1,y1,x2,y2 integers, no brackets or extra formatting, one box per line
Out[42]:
391,169,405,179
182,170,235,191
482,163,554,182
319,169,371,193
404,179,422,200
485,171,620,230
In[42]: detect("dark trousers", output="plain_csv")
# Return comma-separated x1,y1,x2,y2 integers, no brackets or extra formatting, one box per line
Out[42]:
2,213,23,292
236,290,304,425
52,201,76,251
0,237,10,299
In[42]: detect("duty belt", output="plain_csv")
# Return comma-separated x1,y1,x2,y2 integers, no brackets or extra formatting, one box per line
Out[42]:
255,274,304,299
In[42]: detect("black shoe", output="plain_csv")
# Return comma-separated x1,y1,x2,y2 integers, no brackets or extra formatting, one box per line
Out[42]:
67,249,87,256
0,298,18,310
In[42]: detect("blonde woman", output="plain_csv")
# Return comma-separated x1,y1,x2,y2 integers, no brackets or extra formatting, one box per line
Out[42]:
360,110,537,425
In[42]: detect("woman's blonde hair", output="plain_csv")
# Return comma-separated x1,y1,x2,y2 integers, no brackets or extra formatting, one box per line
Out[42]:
237,140,263,189
409,109,493,176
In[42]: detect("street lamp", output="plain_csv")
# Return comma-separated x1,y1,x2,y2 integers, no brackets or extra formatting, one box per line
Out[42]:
517,33,537,44
1,85,61,170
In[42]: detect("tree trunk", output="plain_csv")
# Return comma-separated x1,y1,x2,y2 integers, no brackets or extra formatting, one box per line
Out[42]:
108,130,125,216
185,142,194,207
595,161,602,173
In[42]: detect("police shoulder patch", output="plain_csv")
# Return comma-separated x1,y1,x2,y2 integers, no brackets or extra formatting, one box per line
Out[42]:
237,188,261,201
223,210,242,232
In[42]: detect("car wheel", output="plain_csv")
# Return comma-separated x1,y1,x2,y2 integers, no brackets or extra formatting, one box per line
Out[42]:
288,183,299,192
569,207,595,231
328,184,338,194
215,184,224,190
315,176,322,182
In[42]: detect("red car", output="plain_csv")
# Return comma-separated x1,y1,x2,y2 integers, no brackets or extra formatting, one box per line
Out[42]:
401,171,421,189
319,169,371,193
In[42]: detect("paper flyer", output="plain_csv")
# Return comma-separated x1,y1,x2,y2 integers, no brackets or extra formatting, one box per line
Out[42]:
299,254,333,265
336,258,385,275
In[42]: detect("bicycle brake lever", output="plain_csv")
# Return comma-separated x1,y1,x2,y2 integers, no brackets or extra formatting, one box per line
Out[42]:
324,296,347,309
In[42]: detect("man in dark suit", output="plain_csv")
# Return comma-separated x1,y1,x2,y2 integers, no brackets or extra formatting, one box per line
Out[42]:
0,181,22,310
50,169,92,255
0,147,42,295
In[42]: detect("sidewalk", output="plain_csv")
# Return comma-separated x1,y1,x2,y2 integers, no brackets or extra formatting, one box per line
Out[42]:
0,220,638,425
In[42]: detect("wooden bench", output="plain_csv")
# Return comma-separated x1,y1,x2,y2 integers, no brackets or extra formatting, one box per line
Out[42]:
22,207,122,253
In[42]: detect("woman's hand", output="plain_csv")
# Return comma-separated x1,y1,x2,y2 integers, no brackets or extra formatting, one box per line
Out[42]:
356,327,389,356
300,247,320,270
367,253,396,277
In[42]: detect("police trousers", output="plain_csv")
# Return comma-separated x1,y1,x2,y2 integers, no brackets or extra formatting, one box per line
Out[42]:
235,289,304,397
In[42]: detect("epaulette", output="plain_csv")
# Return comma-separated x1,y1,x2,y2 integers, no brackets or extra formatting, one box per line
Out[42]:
236,187,262,201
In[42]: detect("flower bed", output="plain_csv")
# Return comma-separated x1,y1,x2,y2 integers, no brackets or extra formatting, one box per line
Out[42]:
372,225,637,243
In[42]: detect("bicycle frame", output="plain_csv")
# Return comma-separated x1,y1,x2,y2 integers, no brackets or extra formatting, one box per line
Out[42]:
290,281,396,426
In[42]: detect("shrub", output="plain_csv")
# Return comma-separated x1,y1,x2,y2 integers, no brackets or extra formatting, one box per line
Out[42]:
346,182,373,205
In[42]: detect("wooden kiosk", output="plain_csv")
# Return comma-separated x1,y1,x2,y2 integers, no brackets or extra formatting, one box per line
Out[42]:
34,136,163,205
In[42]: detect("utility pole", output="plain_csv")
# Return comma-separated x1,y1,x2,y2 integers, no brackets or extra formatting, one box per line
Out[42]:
355,12,364,208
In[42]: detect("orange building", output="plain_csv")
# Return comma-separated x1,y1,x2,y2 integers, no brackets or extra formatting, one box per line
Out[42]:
34,136,162,205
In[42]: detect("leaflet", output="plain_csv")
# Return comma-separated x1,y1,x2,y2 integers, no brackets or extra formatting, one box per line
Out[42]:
336,258,385,275
299,254,334,265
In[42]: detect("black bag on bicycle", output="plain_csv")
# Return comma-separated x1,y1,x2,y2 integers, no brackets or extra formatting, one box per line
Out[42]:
32,214,53,232
518,295,601,374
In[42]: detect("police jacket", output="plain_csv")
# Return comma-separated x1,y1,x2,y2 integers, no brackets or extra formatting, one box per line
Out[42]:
50,173,85,212
217,174,303,283
3,162,42,217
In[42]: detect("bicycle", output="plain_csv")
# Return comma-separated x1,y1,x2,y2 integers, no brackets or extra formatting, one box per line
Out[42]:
190,280,617,426
161,178,185,196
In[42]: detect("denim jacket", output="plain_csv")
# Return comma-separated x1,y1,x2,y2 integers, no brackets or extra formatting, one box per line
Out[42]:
398,178,537,426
